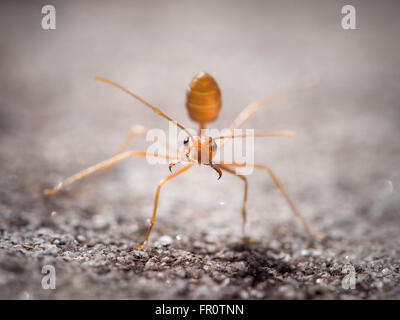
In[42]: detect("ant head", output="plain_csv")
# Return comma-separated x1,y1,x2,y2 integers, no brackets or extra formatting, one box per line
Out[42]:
183,136,190,146
182,136,218,165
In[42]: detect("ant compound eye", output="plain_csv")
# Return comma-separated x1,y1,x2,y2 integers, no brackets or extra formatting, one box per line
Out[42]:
211,141,218,152
183,137,189,145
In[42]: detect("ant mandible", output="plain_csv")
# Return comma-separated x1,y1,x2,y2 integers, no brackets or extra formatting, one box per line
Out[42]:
44,72,325,250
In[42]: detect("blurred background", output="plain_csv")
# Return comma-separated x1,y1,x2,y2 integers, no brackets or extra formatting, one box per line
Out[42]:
0,0,399,299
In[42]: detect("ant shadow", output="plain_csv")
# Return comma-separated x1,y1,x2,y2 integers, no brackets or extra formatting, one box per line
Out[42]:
215,241,294,286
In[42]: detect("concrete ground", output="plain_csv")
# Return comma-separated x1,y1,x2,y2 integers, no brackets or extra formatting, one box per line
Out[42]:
0,0,399,299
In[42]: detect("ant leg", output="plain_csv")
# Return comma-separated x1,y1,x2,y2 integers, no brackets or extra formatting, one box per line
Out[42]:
229,76,318,130
72,126,148,196
105,125,178,175
135,164,193,250
221,162,326,240
112,125,178,156
44,151,174,196
230,86,294,130
217,164,251,241
112,125,148,155
74,126,179,196
217,87,294,152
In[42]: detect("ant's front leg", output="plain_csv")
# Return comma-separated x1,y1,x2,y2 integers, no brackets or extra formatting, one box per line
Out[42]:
216,164,251,242
135,163,193,250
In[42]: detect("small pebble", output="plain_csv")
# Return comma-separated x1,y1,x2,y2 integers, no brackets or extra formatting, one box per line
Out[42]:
156,235,172,247
77,235,86,243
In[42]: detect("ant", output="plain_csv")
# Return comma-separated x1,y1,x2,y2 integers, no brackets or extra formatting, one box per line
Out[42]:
44,72,325,250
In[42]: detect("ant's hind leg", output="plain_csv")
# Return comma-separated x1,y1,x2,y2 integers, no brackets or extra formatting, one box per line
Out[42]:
88,125,148,190
229,76,318,130
112,125,148,155
135,164,193,250
72,126,148,196
106,125,179,171
217,164,251,242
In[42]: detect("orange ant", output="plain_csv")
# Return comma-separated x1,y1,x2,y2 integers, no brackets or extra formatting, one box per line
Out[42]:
44,72,325,250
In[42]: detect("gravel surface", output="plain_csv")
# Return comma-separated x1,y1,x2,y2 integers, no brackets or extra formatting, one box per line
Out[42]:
1,0,400,299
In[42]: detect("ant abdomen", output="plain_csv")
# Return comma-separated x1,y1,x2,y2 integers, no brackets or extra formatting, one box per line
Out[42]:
186,72,221,128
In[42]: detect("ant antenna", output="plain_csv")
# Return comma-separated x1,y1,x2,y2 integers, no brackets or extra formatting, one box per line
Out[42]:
96,77,194,140
214,131,295,140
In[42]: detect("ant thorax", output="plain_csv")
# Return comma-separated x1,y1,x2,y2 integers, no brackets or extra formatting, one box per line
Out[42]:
183,135,218,165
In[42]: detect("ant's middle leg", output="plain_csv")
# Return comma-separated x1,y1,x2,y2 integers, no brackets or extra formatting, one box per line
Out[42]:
105,124,176,169
221,162,326,241
76,125,179,195
44,151,175,196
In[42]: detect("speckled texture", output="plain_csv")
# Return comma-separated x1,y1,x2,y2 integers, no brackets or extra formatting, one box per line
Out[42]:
1,0,400,299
